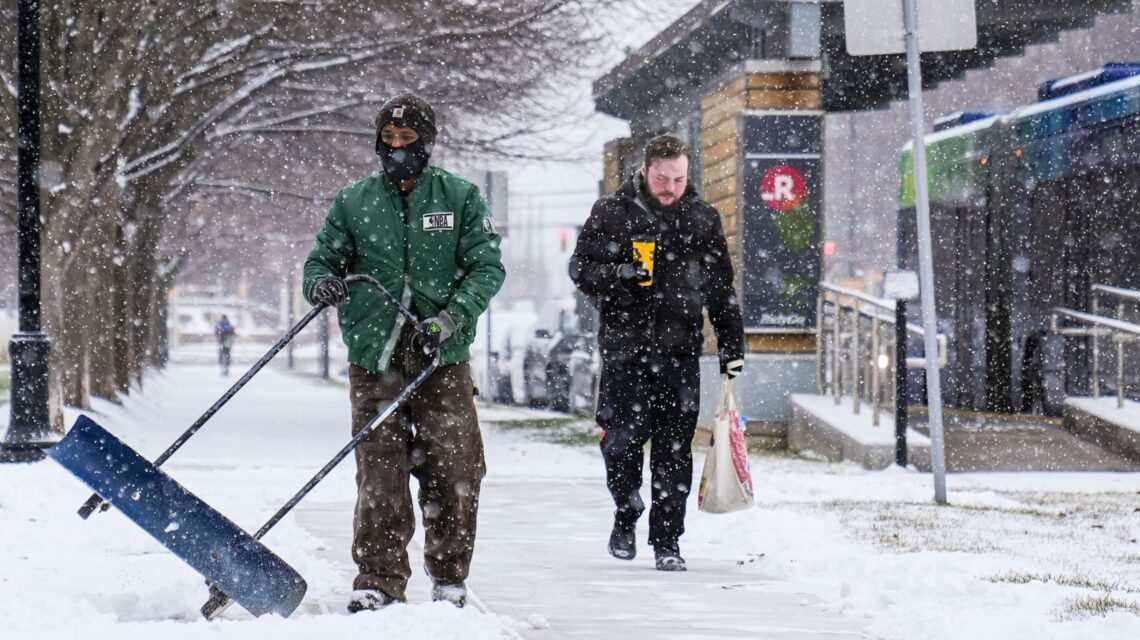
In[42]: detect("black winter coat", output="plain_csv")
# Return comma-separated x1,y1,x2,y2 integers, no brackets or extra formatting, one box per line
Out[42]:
569,176,744,368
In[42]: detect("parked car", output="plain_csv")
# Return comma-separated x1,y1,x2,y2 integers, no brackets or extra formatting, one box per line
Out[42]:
566,333,600,417
541,333,577,412
486,324,535,404
522,298,579,408
469,303,537,404
486,350,514,403
523,327,560,408
529,331,600,414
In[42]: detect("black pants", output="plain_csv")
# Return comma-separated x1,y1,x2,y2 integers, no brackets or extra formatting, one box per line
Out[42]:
597,351,700,548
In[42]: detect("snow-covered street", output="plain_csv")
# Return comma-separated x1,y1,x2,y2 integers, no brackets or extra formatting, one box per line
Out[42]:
2,361,1139,639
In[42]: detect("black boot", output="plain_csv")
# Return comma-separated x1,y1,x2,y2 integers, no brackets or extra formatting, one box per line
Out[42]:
608,521,637,560
654,544,686,572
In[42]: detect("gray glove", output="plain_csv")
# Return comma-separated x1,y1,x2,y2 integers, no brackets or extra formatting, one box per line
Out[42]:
311,276,349,306
615,262,650,284
416,310,456,354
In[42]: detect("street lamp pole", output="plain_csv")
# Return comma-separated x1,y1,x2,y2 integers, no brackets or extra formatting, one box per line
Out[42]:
2,0,55,463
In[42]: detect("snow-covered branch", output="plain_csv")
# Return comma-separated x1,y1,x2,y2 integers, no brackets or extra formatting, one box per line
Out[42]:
0,68,16,100
185,179,336,204
207,98,380,140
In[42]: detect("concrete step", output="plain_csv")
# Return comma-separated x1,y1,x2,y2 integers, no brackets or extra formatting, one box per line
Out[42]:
786,394,931,471
785,394,1140,472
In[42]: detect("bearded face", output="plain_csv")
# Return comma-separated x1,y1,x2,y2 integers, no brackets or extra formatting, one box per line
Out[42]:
640,156,689,209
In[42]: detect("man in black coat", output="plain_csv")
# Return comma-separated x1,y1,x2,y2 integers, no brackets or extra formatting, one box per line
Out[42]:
569,134,745,571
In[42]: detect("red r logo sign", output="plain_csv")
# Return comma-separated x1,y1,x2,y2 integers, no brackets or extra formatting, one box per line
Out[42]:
760,165,807,211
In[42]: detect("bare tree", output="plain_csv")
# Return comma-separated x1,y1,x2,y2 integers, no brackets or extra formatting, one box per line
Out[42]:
0,0,692,413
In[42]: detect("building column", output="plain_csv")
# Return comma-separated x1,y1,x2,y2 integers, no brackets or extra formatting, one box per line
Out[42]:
600,137,635,195
700,60,823,356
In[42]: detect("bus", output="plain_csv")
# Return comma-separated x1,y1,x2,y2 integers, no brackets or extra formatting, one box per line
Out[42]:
898,63,1140,415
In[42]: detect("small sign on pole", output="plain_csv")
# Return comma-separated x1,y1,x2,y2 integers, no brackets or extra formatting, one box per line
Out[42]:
883,270,919,301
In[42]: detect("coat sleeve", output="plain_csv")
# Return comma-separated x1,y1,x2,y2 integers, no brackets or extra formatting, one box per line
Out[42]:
444,186,505,334
302,192,356,305
568,198,621,300
704,208,745,365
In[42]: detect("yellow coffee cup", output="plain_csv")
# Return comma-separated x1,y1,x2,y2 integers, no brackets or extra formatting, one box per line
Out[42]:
631,237,656,287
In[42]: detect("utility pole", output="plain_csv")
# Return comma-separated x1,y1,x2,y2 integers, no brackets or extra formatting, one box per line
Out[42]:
3,0,55,463
845,0,975,503
902,0,948,503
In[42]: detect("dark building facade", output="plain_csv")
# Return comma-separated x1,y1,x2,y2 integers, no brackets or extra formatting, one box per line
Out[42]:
592,0,1137,421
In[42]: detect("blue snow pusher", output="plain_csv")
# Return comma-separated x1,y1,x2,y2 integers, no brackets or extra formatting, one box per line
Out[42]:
49,415,307,617
49,274,442,620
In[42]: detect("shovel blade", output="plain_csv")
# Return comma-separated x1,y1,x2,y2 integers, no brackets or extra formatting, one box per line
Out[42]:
49,415,307,618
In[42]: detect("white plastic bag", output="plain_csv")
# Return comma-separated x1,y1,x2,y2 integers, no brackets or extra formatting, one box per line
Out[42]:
698,377,755,513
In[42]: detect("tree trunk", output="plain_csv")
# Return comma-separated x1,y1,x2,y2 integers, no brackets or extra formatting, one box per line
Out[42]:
83,211,120,403
57,255,91,410
40,250,69,433
112,219,133,395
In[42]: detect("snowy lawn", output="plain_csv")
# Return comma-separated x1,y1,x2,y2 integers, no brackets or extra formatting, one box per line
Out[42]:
1,362,1139,639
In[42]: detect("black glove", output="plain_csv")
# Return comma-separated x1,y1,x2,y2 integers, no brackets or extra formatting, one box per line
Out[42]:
721,357,744,380
311,276,349,306
615,262,650,284
416,311,456,354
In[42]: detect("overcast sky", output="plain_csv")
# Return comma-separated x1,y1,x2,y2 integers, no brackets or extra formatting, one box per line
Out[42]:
500,2,701,217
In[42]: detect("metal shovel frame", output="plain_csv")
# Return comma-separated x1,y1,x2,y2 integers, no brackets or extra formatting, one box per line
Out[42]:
76,273,420,519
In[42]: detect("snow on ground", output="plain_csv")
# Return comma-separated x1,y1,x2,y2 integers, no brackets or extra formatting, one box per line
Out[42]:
790,393,930,446
1,359,1139,639
0,366,522,640
1068,396,1140,436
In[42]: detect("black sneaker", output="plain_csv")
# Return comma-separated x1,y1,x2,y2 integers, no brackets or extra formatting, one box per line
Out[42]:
347,589,399,613
609,522,637,560
654,545,687,572
431,582,467,608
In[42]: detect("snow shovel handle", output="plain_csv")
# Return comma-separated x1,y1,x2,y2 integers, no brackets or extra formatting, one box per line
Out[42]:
78,273,427,521
76,302,331,520
201,354,441,620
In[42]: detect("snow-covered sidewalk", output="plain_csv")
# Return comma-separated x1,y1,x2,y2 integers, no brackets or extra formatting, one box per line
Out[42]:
2,362,1139,639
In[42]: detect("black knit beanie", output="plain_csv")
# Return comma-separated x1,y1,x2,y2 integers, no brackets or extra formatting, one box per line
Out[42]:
374,94,438,154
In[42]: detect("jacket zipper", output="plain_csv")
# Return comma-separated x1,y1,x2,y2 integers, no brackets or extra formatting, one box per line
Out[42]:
377,187,415,372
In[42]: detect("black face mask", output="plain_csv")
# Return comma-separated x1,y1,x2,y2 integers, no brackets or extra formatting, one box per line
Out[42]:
379,140,432,183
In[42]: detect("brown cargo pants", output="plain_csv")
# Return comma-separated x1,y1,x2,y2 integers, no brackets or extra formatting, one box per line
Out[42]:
348,328,485,601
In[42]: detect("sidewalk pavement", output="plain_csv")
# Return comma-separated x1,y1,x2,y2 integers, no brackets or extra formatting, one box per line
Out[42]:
79,363,867,638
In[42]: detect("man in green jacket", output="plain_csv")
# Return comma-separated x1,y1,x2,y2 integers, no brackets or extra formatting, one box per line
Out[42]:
303,94,504,612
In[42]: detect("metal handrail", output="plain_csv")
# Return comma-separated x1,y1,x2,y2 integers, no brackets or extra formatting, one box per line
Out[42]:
820,282,894,310
1051,308,1140,338
1051,301,1140,408
1092,284,1140,304
816,283,946,427
818,294,948,365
